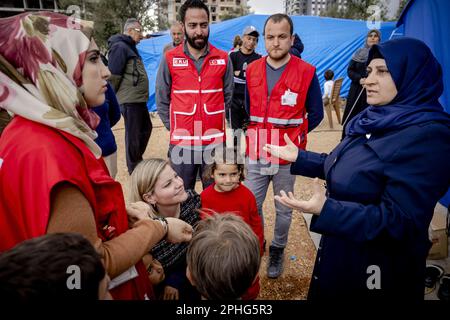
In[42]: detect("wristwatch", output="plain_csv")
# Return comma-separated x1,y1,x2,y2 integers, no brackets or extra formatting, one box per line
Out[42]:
153,216,168,238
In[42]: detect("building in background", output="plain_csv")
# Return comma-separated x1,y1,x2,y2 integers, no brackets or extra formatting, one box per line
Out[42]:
284,0,401,18
284,0,308,15
385,0,401,19
284,0,348,16
158,0,248,28
0,0,63,18
322,0,347,16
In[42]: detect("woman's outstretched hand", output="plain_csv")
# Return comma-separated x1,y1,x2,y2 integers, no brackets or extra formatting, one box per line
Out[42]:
126,203,192,242
126,201,154,227
263,133,299,163
166,217,193,243
274,178,327,215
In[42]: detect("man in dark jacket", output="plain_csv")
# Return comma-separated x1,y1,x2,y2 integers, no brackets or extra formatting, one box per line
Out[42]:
228,25,261,149
289,33,304,59
92,83,121,178
108,18,151,174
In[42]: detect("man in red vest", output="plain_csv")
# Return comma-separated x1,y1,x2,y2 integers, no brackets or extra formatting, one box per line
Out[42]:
245,14,323,278
156,0,234,190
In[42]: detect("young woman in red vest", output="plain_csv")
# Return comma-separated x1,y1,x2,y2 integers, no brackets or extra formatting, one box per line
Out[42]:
0,12,193,300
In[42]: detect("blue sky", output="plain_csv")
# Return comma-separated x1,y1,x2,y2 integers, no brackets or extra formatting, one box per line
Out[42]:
247,0,284,14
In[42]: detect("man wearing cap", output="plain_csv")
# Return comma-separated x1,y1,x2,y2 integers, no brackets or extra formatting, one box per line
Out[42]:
244,14,323,279
228,26,261,147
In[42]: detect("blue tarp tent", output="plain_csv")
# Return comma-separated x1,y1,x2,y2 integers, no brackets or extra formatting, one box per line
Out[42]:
395,0,450,207
138,15,396,112
396,0,449,113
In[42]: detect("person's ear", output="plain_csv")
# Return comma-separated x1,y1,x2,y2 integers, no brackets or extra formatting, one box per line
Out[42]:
143,192,156,205
186,266,195,286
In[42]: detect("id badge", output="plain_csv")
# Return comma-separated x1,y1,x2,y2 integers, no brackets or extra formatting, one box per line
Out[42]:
108,265,139,290
281,89,298,106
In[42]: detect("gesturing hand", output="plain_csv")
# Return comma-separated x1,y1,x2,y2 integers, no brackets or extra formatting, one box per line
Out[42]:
263,133,299,163
274,178,327,215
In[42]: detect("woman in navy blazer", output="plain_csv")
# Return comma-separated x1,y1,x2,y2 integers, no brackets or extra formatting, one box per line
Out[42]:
264,38,450,300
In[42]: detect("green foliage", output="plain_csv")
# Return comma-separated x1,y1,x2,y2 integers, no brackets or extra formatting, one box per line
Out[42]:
218,5,249,22
395,0,410,19
58,0,157,51
320,0,388,21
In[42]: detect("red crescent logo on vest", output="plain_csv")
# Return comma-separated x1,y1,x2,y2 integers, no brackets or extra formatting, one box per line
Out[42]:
209,59,225,66
173,58,188,67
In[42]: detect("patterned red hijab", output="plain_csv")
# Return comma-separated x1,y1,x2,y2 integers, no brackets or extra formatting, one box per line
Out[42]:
0,12,102,158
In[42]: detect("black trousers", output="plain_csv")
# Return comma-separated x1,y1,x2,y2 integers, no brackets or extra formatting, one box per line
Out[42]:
229,95,249,130
120,102,152,174
168,144,218,191
228,95,249,150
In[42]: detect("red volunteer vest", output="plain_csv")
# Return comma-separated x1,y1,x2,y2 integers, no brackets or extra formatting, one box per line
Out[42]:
245,55,316,165
0,117,152,300
166,44,228,146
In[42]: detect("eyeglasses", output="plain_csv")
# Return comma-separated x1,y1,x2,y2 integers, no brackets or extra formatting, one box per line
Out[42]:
133,28,143,33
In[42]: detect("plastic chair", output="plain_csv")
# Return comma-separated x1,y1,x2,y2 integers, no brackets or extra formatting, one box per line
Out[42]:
324,78,343,129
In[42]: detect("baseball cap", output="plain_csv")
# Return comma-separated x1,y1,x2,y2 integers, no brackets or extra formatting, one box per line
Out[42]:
242,26,259,38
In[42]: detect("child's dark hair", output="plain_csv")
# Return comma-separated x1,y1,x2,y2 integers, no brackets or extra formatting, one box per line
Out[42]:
203,147,245,182
324,69,334,81
179,0,210,23
0,233,105,301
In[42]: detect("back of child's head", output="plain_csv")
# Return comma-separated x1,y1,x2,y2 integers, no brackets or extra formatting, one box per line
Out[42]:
186,213,261,300
203,147,245,182
128,158,169,203
324,69,334,81
0,233,106,301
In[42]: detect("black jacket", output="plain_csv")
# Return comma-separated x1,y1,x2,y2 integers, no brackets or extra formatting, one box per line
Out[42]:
289,34,304,59
107,34,149,104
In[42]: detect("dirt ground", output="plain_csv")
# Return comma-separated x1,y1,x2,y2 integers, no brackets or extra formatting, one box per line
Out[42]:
113,112,343,300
